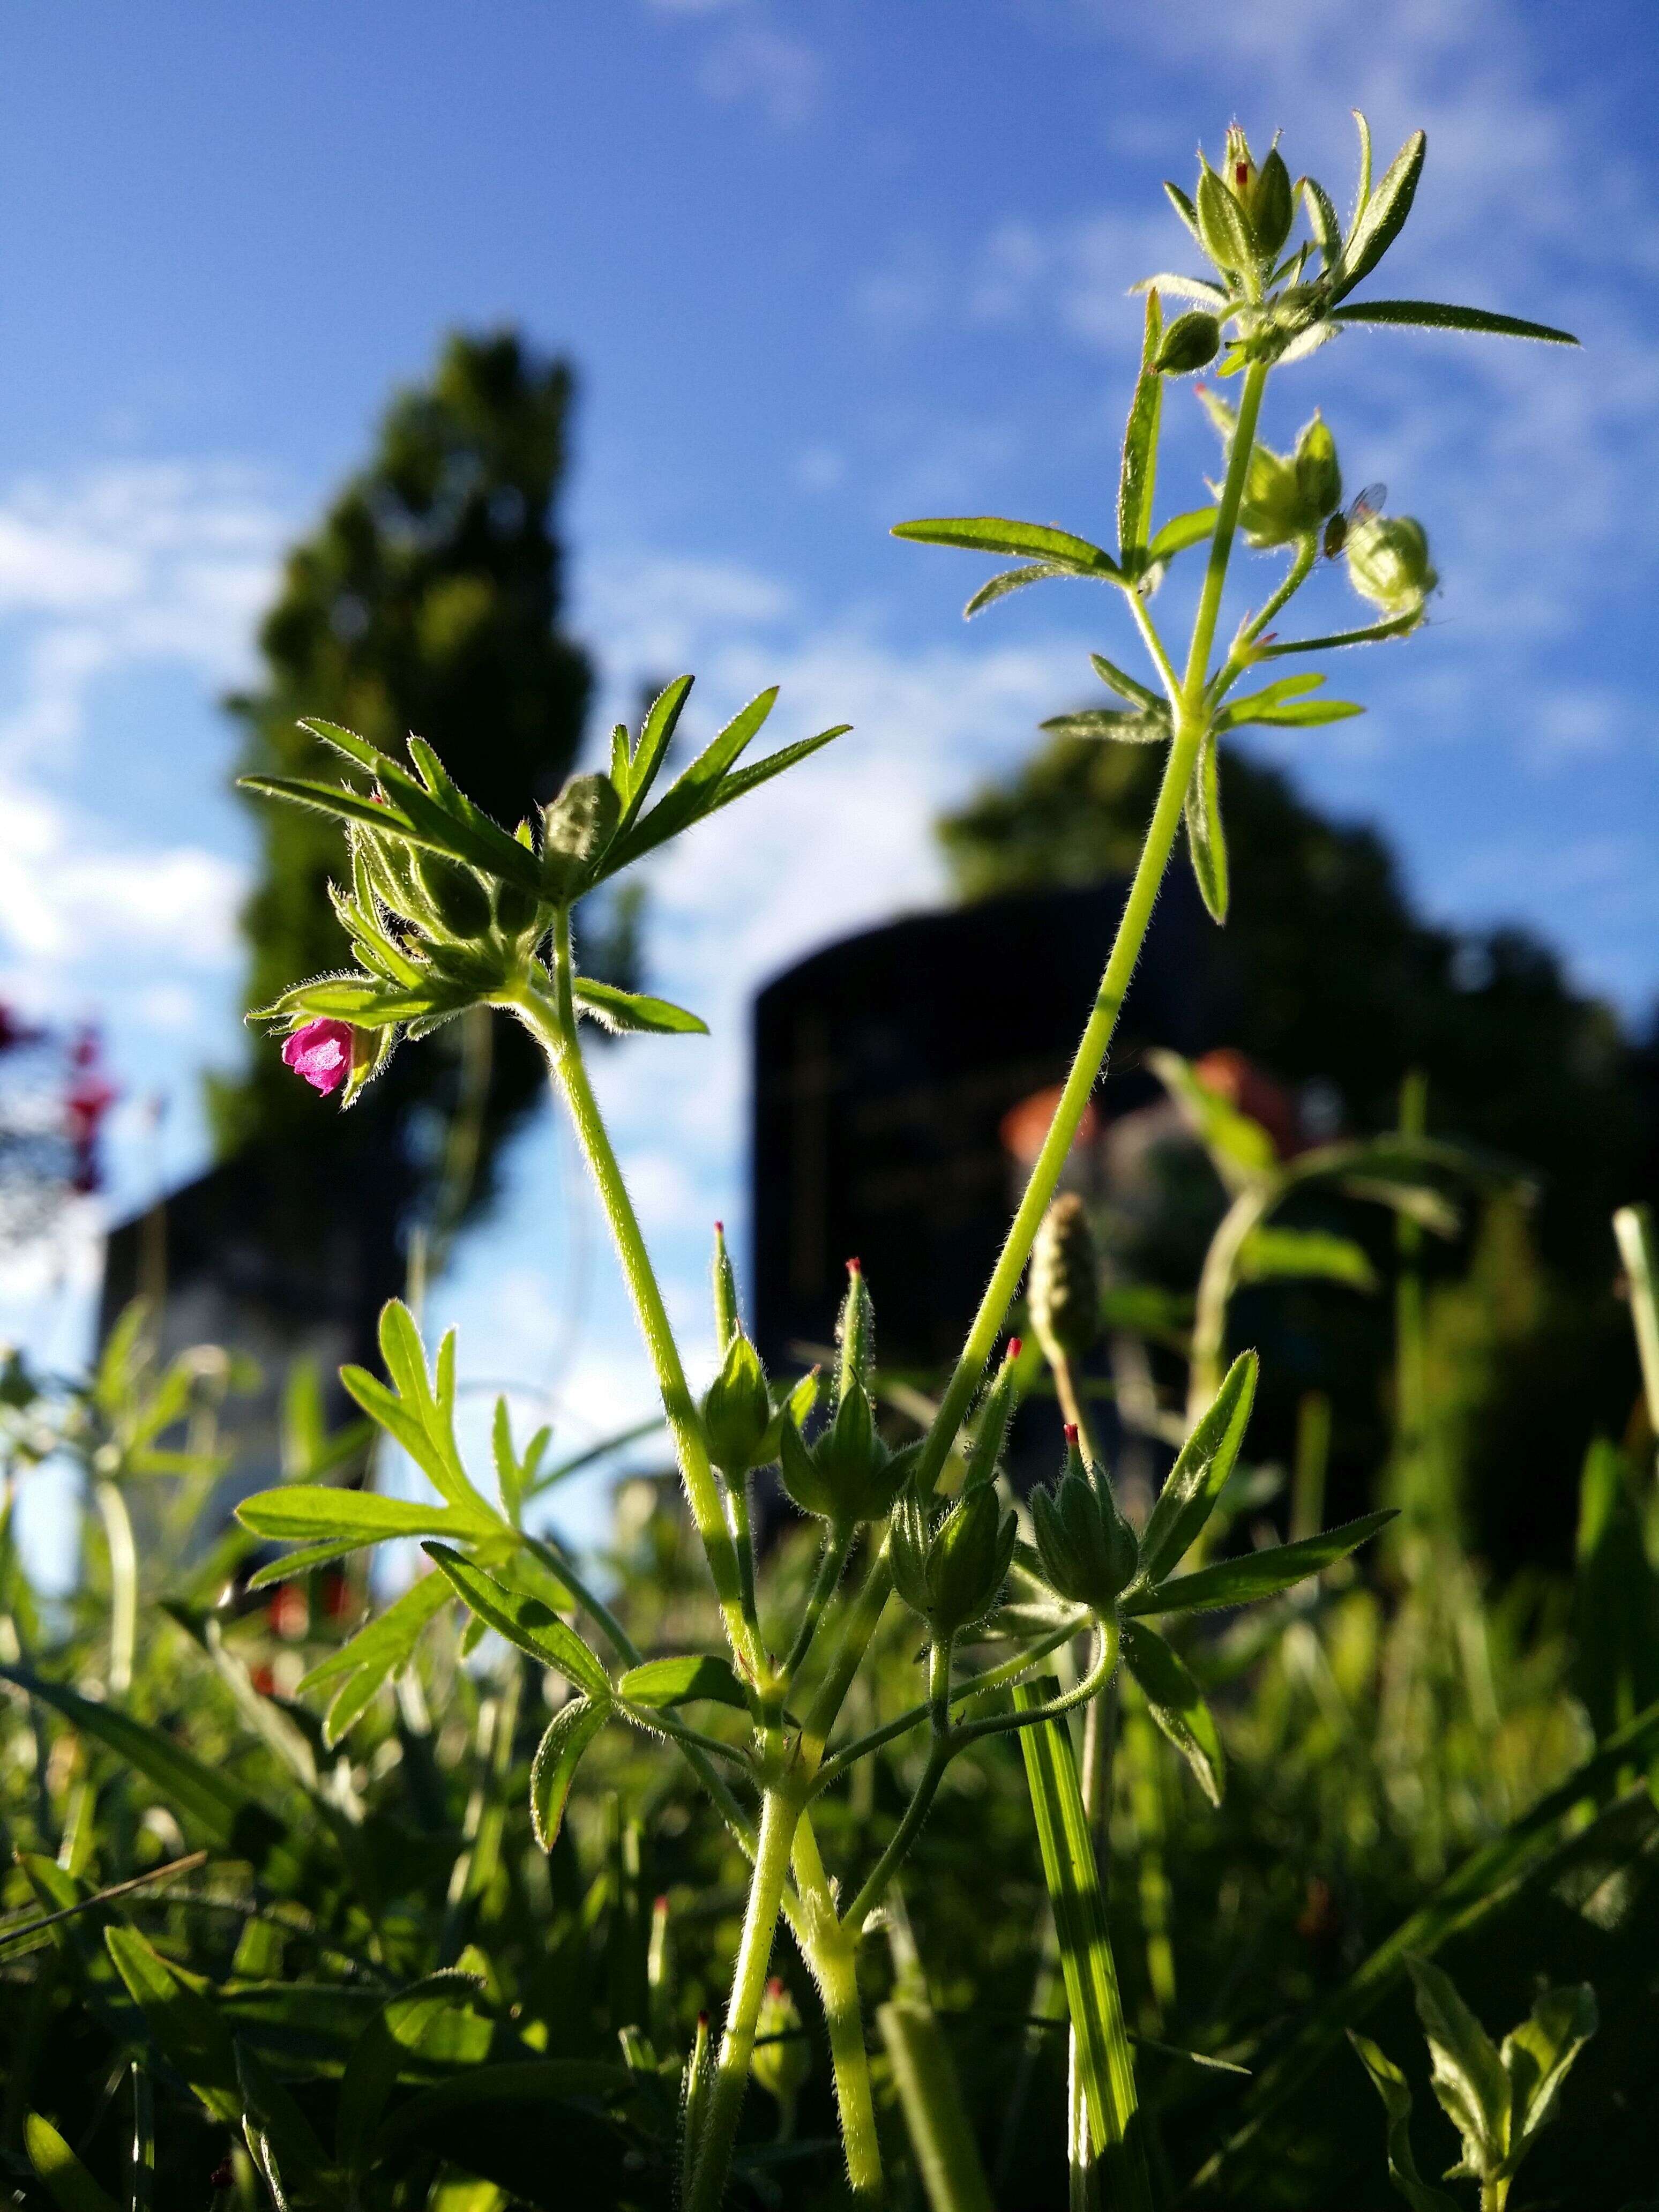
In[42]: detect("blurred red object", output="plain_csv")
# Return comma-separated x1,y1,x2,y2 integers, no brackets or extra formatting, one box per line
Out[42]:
1192,1048,1304,1160
999,1084,1102,1170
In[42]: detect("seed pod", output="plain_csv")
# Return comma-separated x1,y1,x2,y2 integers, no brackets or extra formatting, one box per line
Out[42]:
1030,1427,1139,1612
1029,1195,1100,1369
703,1331,772,1475
891,1482,1017,1640
1155,311,1222,377
1346,513,1437,618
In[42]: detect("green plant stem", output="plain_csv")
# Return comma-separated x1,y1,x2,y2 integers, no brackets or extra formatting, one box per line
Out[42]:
1125,589,1180,699
840,1642,955,1936
1613,1203,1659,1452
511,935,758,1680
791,1811,883,2201
812,1617,1082,1791
93,1481,137,1699
689,1786,802,2212
803,360,1272,1773
781,1523,855,1686
1212,530,1317,698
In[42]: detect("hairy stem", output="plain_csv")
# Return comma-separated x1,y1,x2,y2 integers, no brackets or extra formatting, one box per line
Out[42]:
511,932,757,1677
791,1811,883,2201
689,1787,802,2212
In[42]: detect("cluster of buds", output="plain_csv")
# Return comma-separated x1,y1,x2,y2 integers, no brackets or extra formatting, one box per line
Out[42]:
779,1261,918,1527
1030,1425,1140,1614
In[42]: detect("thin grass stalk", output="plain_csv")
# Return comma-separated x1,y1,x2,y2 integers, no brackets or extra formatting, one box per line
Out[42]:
92,1480,137,1700
1014,1680,1153,2212
1613,1202,1659,1454
879,1996,996,2212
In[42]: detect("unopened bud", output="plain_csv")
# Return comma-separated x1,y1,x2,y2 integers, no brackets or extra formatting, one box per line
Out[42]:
703,1331,772,1474
835,1258,875,1402
962,1337,1022,1494
1029,1195,1101,1368
1346,513,1437,619
1030,1436,1139,1613
542,773,622,899
891,1481,1017,1640
711,1221,740,1350
1155,310,1222,377
1292,413,1342,520
752,1977,810,2131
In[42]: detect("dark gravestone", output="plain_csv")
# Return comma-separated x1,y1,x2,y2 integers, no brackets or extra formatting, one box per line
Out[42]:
751,876,1213,1377
99,1142,407,1499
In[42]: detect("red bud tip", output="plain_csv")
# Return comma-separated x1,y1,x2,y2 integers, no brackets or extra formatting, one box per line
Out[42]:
714,1220,723,1235
1260,631,1278,645
766,1976,785,1997
1234,163,1249,189
654,1893,669,1912
697,2010,711,2029
1006,1336,1022,1361
846,1256,861,1274
1063,1422,1079,1444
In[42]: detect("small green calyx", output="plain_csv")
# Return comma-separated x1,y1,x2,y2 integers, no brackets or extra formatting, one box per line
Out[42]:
541,772,622,900
835,1257,875,1400
1031,1429,1139,1612
1028,1194,1100,1369
1345,512,1438,619
779,1380,915,1526
703,1330,772,1475
1199,390,1343,548
890,1481,1018,1641
1155,310,1222,377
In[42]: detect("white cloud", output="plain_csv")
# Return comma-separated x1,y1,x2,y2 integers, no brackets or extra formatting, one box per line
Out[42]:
698,26,824,128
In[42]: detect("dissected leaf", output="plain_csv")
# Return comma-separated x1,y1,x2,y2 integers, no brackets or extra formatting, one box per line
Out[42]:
422,1544,610,1698
237,1486,480,1548
298,1571,452,1747
1126,1509,1396,1617
891,515,1120,576
617,1654,751,1713
530,1697,612,1850
1346,2033,1459,2211
1122,1621,1225,1806
1136,1350,1259,1586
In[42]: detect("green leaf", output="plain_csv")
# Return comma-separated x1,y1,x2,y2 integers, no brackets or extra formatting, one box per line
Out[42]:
1118,290,1163,559
1346,2032,1460,2211
1144,507,1217,565
1125,1508,1395,1617
1013,1680,1154,2209
1406,1957,1509,2178
617,674,696,834
1183,728,1228,922
1162,180,1203,245
891,515,1120,577
239,774,430,846
1146,1048,1277,1191
1,1666,298,1884
297,1571,452,1747
1040,708,1168,744
1333,130,1425,298
962,561,1072,618
265,976,435,1027
1350,110,1374,233
104,1925,240,2124
1219,695,1364,731
1136,1350,1259,1586
245,1538,364,1591
1236,1226,1378,1293
337,1971,486,2177
571,978,708,1036
1131,271,1228,307
422,1544,610,1698
237,2042,334,2196
1298,176,1343,274
1089,653,1164,712
1121,1621,1225,1806
530,1695,611,1850
1501,1982,1596,2156
600,686,777,871
237,1485,478,1547
698,723,851,821
618,1654,751,1712
23,2114,120,2212
520,1416,664,1504
1329,300,1579,345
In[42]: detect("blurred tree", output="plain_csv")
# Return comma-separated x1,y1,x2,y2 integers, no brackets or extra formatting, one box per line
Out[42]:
210,329,595,1249
943,734,1656,1564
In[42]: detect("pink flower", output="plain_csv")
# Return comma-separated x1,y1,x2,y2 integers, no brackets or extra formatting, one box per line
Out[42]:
281,1018,354,1096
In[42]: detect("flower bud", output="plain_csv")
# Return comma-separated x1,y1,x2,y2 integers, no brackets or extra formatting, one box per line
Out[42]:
778,1381,914,1526
412,849,493,940
281,1018,354,1098
1248,146,1294,260
1030,1428,1139,1612
542,773,622,899
962,1338,1021,1495
752,1978,810,2133
703,1330,772,1475
1196,161,1255,280
1154,311,1222,378
1345,513,1438,619
1292,413,1342,520
891,1482,1017,1640
1029,1195,1100,1369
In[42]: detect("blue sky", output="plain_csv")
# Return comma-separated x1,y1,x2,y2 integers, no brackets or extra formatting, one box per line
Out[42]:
2,0,1656,1535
